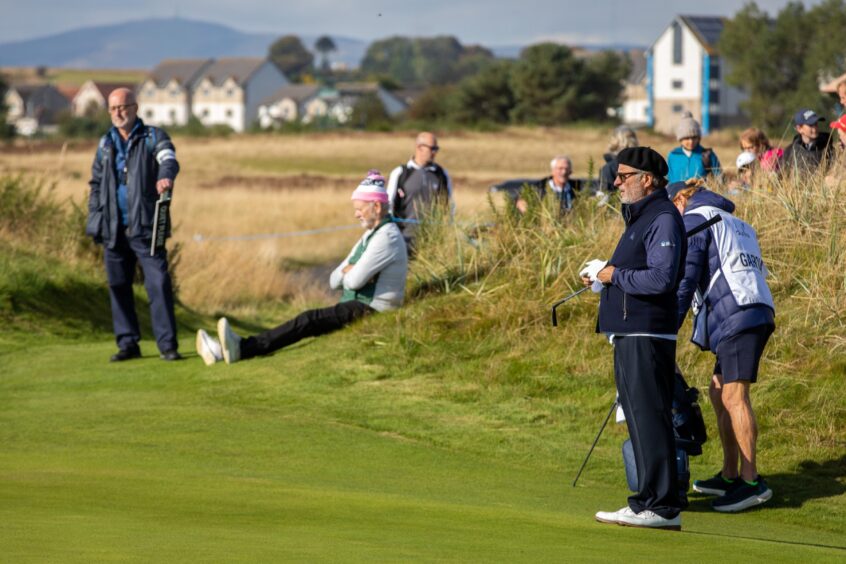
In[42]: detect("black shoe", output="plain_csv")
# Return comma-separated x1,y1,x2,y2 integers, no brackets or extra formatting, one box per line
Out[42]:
693,471,737,496
110,346,141,362
160,350,183,361
712,476,772,512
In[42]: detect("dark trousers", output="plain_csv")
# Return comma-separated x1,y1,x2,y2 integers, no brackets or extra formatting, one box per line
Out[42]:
104,229,177,353
614,336,681,518
240,301,375,359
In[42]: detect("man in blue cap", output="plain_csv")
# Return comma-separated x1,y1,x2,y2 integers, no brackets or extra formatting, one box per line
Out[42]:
783,109,835,173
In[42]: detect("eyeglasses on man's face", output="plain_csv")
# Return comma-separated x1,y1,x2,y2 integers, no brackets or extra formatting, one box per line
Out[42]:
616,171,641,182
418,143,439,152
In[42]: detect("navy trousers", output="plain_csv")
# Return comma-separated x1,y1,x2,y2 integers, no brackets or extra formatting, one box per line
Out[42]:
240,301,374,359
104,229,178,353
614,336,682,519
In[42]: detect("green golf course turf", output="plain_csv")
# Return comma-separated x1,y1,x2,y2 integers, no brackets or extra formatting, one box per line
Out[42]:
1,338,844,562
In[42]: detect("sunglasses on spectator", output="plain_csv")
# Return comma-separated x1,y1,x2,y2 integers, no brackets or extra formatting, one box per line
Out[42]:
418,143,439,151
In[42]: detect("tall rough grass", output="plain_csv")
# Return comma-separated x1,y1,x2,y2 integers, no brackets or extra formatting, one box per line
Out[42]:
400,165,845,467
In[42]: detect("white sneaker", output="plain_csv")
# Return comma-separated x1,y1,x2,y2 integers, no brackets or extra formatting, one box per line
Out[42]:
617,509,681,531
196,329,223,366
595,506,637,525
217,317,241,364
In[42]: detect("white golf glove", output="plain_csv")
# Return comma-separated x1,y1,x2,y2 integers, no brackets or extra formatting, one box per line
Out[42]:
579,259,607,293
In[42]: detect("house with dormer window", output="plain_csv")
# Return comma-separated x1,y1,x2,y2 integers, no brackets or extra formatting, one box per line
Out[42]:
137,59,213,126
647,15,747,135
191,58,289,132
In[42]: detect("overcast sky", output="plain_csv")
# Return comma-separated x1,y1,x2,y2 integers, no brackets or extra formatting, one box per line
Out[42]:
1,0,822,46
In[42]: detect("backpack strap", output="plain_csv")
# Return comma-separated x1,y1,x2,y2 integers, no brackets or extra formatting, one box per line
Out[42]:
701,147,713,174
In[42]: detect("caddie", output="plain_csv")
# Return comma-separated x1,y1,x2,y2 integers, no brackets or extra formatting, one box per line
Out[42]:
670,180,776,512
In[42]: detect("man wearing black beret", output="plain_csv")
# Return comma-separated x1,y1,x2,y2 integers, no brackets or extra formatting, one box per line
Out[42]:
581,146,687,530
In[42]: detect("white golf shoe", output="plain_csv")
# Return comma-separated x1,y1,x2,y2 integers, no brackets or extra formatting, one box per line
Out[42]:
595,506,637,525
196,329,223,366
617,509,681,531
217,317,242,364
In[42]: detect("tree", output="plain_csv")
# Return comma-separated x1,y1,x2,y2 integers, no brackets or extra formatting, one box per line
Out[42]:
268,35,314,81
314,36,337,73
452,61,515,124
0,76,14,139
349,93,392,130
361,36,495,87
720,1,846,133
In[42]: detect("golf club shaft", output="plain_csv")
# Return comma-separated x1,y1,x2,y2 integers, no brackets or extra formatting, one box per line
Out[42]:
572,399,618,487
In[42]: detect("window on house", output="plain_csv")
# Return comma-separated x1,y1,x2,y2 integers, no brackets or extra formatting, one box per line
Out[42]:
170,88,179,97
147,88,155,97
202,108,209,117
672,104,684,113
225,109,233,118
710,63,721,80
709,89,721,104
203,88,210,96
169,109,176,120
226,88,234,97
672,80,683,90
672,21,683,65
145,109,153,119
710,115,721,129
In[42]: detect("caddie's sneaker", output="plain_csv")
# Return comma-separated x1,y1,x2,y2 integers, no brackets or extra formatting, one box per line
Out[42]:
712,476,772,513
196,329,223,366
595,506,637,525
217,317,242,365
617,509,681,531
693,471,737,496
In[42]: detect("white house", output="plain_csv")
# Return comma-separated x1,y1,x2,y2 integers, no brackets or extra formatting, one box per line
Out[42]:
3,84,69,136
137,59,213,127
191,58,289,132
72,80,134,116
302,82,408,124
647,15,747,135
257,84,321,128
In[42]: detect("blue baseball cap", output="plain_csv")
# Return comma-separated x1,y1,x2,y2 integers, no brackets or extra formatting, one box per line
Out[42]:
794,109,824,126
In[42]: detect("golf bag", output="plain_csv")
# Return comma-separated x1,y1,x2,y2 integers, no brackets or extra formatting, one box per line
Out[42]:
622,368,707,504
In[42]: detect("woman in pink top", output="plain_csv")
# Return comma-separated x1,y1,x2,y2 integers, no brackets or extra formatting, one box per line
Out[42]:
740,128,783,172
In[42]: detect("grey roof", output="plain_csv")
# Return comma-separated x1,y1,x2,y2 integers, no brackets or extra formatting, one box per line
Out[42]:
259,84,320,106
627,50,647,85
7,83,69,122
200,57,266,87
680,15,726,54
148,58,213,88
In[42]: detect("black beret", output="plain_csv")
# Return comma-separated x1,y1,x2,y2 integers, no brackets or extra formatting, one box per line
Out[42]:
616,147,669,178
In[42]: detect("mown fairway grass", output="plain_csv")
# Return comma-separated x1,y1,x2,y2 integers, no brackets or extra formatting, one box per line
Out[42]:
1,328,844,562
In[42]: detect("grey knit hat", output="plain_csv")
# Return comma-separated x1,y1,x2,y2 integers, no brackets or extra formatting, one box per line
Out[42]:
675,111,702,140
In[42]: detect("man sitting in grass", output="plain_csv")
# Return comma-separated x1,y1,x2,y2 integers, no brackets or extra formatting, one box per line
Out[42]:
196,170,408,365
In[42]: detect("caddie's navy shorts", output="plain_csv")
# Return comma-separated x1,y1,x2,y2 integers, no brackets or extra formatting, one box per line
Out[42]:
713,325,774,383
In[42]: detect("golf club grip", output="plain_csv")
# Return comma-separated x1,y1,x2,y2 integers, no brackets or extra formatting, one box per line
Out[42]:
685,214,721,238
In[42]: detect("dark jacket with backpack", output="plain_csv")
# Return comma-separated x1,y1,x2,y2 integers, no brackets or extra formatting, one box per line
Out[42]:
86,118,179,249
598,188,687,335
387,161,452,243
783,132,835,173
676,190,775,350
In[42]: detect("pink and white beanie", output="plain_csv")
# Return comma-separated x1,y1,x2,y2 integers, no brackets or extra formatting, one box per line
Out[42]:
351,169,388,203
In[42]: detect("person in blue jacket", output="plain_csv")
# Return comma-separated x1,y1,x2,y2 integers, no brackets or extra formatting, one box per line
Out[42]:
586,147,687,531
667,112,721,183
86,88,181,362
670,180,776,513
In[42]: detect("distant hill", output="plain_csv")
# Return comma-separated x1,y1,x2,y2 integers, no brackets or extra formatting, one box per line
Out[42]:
0,17,368,70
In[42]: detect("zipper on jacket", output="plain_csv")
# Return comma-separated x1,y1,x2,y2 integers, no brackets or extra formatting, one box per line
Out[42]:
623,291,628,321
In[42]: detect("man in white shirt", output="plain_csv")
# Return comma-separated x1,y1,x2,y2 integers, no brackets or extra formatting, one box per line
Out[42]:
196,171,408,365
